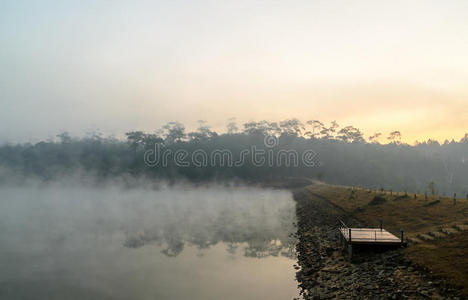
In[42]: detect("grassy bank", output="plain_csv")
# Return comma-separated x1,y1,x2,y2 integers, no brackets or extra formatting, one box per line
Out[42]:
305,183,468,296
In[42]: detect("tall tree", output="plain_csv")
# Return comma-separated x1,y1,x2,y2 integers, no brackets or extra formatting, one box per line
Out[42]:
368,132,382,144
387,131,402,144
162,122,186,144
226,118,238,134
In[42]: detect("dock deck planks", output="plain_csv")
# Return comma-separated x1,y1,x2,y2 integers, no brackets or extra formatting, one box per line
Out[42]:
339,228,403,245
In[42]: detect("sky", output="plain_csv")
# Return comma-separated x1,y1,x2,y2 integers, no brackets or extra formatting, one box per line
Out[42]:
1,0,467,143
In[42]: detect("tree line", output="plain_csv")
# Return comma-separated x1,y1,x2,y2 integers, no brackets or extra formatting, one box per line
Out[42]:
1,119,467,196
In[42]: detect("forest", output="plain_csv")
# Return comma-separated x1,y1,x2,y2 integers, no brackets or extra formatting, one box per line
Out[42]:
1,119,467,196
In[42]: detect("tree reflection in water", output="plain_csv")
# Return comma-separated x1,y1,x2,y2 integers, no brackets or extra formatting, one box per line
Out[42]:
123,187,297,259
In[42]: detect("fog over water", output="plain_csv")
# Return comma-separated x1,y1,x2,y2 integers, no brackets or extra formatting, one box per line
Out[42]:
0,183,299,300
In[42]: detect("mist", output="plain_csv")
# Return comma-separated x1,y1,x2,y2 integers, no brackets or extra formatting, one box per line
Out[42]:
1,119,467,196
3,1,468,298
0,182,298,300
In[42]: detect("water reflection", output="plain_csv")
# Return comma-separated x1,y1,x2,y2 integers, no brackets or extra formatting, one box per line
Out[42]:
0,184,299,300
121,187,297,259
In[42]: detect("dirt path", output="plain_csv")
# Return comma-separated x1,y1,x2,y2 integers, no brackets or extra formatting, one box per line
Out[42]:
293,187,462,299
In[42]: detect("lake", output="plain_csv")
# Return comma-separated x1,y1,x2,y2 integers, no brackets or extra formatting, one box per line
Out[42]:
0,184,300,300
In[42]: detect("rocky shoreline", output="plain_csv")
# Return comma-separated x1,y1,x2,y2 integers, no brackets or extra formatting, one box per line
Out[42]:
293,188,463,299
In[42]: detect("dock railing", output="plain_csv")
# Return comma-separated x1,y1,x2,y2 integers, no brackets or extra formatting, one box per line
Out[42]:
338,220,404,243
339,220,351,241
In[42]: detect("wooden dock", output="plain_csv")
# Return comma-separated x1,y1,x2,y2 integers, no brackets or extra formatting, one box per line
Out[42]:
339,227,403,245
339,220,404,259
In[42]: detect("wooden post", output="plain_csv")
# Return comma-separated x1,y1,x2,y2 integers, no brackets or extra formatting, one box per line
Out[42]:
400,230,404,243
380,220,383,232
349,228,352,242
348,244,353,260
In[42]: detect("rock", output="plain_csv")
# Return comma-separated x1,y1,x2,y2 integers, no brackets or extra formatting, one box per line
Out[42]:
293,188,462,299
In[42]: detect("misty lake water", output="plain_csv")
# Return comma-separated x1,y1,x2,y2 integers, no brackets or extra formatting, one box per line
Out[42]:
0,184,300,300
